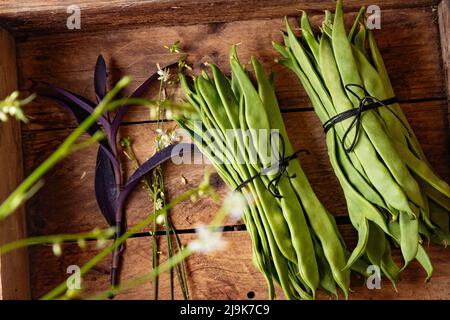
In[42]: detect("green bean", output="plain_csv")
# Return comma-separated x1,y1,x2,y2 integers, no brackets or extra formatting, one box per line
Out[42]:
178,99,287,299
393,140,450,198
367,29,426,160
348,7,365,42
352,46,425,210
311,232,338,298
422,180,450,213
329,130,393,261
210,64,240,130
366,222,387,268
179,94,295,300
231,52,321,294
287,263,314,299
246,210,276,299
285,18,334,118
418,220,432,242
252,55,350,296
399,211,419,267
199,67,320,300
263,215,296,299
380,239,400,290
319,34,405,221
416,245,433,281
347,218,369,270
322,10,334,38
430,229,450,246
389,221,433,279
353,23,367,58
320,38,385,210
300,11,320,64
332,2,419,218
429,199,449,233
196,74,300,266
345,250,370,276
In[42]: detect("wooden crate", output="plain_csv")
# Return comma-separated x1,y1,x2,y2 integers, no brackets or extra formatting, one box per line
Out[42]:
0,0,449,299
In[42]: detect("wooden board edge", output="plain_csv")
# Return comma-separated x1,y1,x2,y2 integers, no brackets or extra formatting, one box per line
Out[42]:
0,28,30,299
1,0,441,37
438,0,450,123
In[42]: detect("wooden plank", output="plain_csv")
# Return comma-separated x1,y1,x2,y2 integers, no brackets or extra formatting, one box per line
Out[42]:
0,0,439,36
439,0,450,121
16,7,445,131
29,231,281,300
0,28,30,299
22,100,450,236
28,229,450,300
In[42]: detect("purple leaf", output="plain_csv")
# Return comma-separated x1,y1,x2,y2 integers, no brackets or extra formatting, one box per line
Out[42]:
129,61,178,98
110,61,179,142
116,143,198,218
54,99,101,137
48,85,111,131
94,55,107,103
95,146,118,226
110,142,197,290
38,85,117,162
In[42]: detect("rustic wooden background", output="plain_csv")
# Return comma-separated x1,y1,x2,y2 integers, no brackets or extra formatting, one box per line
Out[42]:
0,0,449,299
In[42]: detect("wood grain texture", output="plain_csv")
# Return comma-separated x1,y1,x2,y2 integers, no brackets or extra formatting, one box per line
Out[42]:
22,100,450,236
29,231,281,300
28,229,450,300
439,0,450,120
7,0,449,300
0,28,30,299
0,0,440,36
16,7,445,131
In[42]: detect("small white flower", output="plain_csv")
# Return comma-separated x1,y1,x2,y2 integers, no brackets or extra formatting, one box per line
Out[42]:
0,111,7,122
52,243,62,256
149,108,158,119
8,91,19,101
165,109,174,119
223,191,248,220
162,135,171,147
154,198,163,211
156,214,165,225
170,130,179,143
96,238,107,249
189,225,226,253
156,128,174,148
156,63,170,82
77,238,87,249
6,106,17,115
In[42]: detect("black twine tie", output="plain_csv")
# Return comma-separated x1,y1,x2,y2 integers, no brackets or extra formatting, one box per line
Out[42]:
235,132,309,198
323,84,408,153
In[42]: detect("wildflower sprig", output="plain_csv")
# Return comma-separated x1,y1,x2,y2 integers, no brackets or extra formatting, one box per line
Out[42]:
41,170,216,300
0,77,132,220
0,227,116,256
90,177,248,299
164,40,181,54
0,91,34,123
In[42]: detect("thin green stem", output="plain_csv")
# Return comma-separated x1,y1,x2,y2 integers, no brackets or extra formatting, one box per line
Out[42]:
0,77,132,220
89,248,193,300
90,203,229,300
0,228,115,255
40,186,202,300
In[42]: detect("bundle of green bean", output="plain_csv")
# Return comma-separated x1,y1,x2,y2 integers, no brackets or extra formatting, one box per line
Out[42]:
176,48,359,299
274,0,450,285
